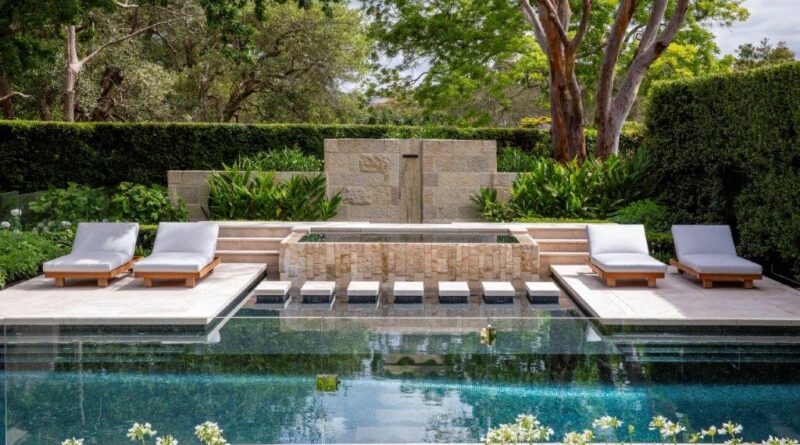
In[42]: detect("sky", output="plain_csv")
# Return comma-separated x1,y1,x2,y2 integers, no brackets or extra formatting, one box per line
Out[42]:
713,0,800,55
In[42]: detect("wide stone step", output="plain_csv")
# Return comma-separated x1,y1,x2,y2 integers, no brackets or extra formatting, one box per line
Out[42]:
218,223,293,238
217,237,284,251
535,238,589,252
217,249,279,263
526,226,587,240
538,252,587,276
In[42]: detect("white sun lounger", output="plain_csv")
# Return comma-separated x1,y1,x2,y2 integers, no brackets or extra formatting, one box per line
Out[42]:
671,225,762,288
586,224,667,287
43,222,140,287
133,222,220,288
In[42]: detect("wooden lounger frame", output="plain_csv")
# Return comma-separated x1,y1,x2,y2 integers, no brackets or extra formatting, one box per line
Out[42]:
135,256,221,288
587,258,664,288
45,256,143,288
670,259,761,289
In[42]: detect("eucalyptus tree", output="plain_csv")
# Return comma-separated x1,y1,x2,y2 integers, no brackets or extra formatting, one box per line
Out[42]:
365,0,747,160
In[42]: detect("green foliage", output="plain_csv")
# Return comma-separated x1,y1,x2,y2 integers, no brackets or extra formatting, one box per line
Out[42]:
512,217,609,224
734,38,796,71
612,200,675,233
645,62,800,280
109,183,188,225
0,121,589,191
497,147,539,172
646,232,675,264
0,230,69,288
27,183,109,226
476,152,656,222
208,160,341,221
238,147,323,172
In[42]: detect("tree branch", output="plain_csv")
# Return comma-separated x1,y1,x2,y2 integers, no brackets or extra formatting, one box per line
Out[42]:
569,0,591,52
520,0,550,57
594,0,636,125
81,15,191,65
115,1,140,8
535,0,570,46
636,0,668,57
0,91,29,103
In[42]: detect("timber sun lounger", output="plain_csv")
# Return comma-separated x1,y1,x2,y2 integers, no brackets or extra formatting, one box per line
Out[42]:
670,224,762,289
586,224,667,287
43,222,140,287
133,222,220,288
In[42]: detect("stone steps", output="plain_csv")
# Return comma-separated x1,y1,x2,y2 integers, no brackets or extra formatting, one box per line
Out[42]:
535,238,589,252
523,225,590,277
526,225,587,239
216,237,285,251
538,252,588,276
216,223,292,278
218,223,293,238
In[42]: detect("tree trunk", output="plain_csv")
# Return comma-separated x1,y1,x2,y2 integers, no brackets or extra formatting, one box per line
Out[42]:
91,66,124,121
0,75,16,119
64,25,82,122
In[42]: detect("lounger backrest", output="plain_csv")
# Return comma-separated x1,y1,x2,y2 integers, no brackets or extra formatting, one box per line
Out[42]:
152,222,219,259
672,225,736,257
587,224,649,256
72,222,139,258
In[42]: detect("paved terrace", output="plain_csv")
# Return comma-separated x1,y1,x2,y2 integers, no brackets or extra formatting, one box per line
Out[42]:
0,263,265,326
552,264,800,327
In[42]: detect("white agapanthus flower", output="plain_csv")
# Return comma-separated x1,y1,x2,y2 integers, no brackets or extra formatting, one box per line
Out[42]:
60,220,72,228
593,415,623,430
9,208,21,217
195,421,228,445
660,421,686,439
701,426,719,439
61,438,84,445
156,435,179,445
563,430,594,445
650,416,668,431
720,422,744,436
127,422,157,442
0,221,10,229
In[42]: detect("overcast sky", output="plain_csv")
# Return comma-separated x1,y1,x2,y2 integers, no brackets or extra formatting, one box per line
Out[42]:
714,0,800,55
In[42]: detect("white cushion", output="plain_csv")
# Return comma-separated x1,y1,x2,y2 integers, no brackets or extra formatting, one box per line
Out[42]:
347,281,379,297
394,281,424,297
72,222,138,258
152,222,218,264
134,252,212,273
672,225,737,256
525,281,560,297
43,251,130,273
591,253,667,273
587,224,649,256
301,281,336,296
438,281,469,297
679,253,762,275
481,281,515,297
254,281,291,296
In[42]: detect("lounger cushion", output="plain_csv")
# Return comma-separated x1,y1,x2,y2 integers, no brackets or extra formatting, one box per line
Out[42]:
43,251,131,273
591,253,667,273
151,222,219,264
134,252,212,273
72,222,139,258
587,224,649,256
679,253,762,275
672,225,737,257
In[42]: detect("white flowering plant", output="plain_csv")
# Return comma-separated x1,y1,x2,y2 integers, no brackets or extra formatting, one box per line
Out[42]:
63,421,226,445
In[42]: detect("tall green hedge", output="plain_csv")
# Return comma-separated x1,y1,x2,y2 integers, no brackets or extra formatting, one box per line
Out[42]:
645,62,800,280
0,121,642,191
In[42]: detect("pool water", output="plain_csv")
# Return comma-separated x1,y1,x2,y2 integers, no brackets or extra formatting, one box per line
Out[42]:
3,316,800,444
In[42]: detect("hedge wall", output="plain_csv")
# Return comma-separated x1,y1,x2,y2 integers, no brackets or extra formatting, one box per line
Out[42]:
645,62,800,280
0,121,642,192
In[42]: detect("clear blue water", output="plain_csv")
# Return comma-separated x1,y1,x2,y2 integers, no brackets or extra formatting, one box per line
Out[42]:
4,316,800,444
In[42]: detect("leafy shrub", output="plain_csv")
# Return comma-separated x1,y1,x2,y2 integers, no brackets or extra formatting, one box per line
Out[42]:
497,146,540,172
612,199,674,233
109,183,188,224
208,161,341,221
27,183,109,226
475,151,656,221
238,147,323,172
519,116,551,128
646,232,675,263
513,217,610,224
0,230,69,288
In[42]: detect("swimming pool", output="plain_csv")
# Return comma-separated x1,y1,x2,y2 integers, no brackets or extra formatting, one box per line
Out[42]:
3,314,800,444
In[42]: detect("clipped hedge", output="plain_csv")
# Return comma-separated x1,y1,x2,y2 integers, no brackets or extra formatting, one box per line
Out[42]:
645,62,800,280
0,121,643,192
